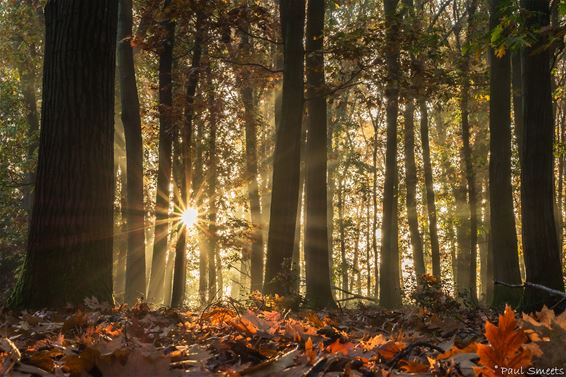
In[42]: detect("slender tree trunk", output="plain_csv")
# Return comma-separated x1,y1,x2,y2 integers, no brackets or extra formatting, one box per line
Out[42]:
206,67,219,301
458,0,478,302
10,0,118,309
195,114,208,304
365,196,372,296
117,0,147,304
170,12,204,308
337,174,348,298
489,0,522,308
419,100,441,278
520,0,565,311
379,0,402,308
264,0,305,295
403,100,425,278
148,0,175,305
372,126,379,299
304,0,335,308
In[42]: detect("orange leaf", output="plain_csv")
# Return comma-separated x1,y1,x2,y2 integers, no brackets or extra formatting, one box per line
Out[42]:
305,337,316,365
377,341,406,361
399,359,430,373
474,305,532,377
327,339,354,356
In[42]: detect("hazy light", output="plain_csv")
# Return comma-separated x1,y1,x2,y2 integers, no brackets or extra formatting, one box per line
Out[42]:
181,207,198,228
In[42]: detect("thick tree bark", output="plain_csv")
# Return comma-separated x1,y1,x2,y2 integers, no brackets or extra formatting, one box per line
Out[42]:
10,0,118,308
264,0,305,296
488,0,522,308
148,0,175,304
419,100,441,278
520,0,565,312
304,0,335,309
117,0,147,305
170,12,204,308
403,100,425,278
379,0,402,308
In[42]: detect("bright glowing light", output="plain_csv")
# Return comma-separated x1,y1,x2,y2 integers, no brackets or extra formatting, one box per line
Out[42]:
181,207,198,228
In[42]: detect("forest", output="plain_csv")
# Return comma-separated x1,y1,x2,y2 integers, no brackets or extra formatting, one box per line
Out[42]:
0,0,565,375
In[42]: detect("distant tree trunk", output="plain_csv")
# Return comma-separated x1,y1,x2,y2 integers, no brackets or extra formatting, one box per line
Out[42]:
403,100,425,278
337,173,348,298
379,0,402,308
304,0,335,309
489,0,522,308
372,124,379,299
117,0,147,304
520,0,565,311
195,113,208,304
206,66,219,301
365,195,372,296
327,122,336,291
264,0,305,295
10,0,118,309
148,0,175,304
419,100,441,278
291,173,304,294
458,0,478,302
170,12,204,308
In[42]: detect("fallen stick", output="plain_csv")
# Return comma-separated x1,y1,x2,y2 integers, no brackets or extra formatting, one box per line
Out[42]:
494,281,566,299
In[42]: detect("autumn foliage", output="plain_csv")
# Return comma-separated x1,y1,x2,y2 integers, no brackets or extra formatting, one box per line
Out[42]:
0,298,564,376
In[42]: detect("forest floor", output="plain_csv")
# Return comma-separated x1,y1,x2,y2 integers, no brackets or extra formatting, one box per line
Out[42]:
0,288,565,377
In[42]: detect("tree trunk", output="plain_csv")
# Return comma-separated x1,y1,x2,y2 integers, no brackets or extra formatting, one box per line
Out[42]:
459,0,478,302
520,0,565,312
117,0,147,304
379,0,402,308
337,174,348,298
304,0,335,309
148,0,175,305
264,0,305,295
10,0,118,308
419,100,441,278
206,67,219,301
171,12,204,308
403,100,425,278
488,0,522,308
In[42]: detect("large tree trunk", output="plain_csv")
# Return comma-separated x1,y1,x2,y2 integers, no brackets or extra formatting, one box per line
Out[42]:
148,0,175,304
488,0,522,308
520,0,565,312
117,0,147,304
10,0,118,309
171,12,204,308
419,100,441,278
264,0,305,295
379,0,402,308
403,100,425,278
304,0,335,309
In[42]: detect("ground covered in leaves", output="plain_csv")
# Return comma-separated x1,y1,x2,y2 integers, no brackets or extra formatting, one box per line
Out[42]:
0,292,565,377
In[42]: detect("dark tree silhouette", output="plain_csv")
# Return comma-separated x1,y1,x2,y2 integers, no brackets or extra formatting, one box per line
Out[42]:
304,0,336,309
10,0,118,308
117,0,146,305
520,0,565,312
264,0,305,296
488,0,521,308
148,0,175,304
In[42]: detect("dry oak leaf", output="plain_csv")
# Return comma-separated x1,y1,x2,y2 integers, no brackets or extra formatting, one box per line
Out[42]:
521,306,566,369
474,305,532,377
327,339,354,356
376,341,406,361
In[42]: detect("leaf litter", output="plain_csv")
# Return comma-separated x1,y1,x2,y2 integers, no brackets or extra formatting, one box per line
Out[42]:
0,292,564,377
